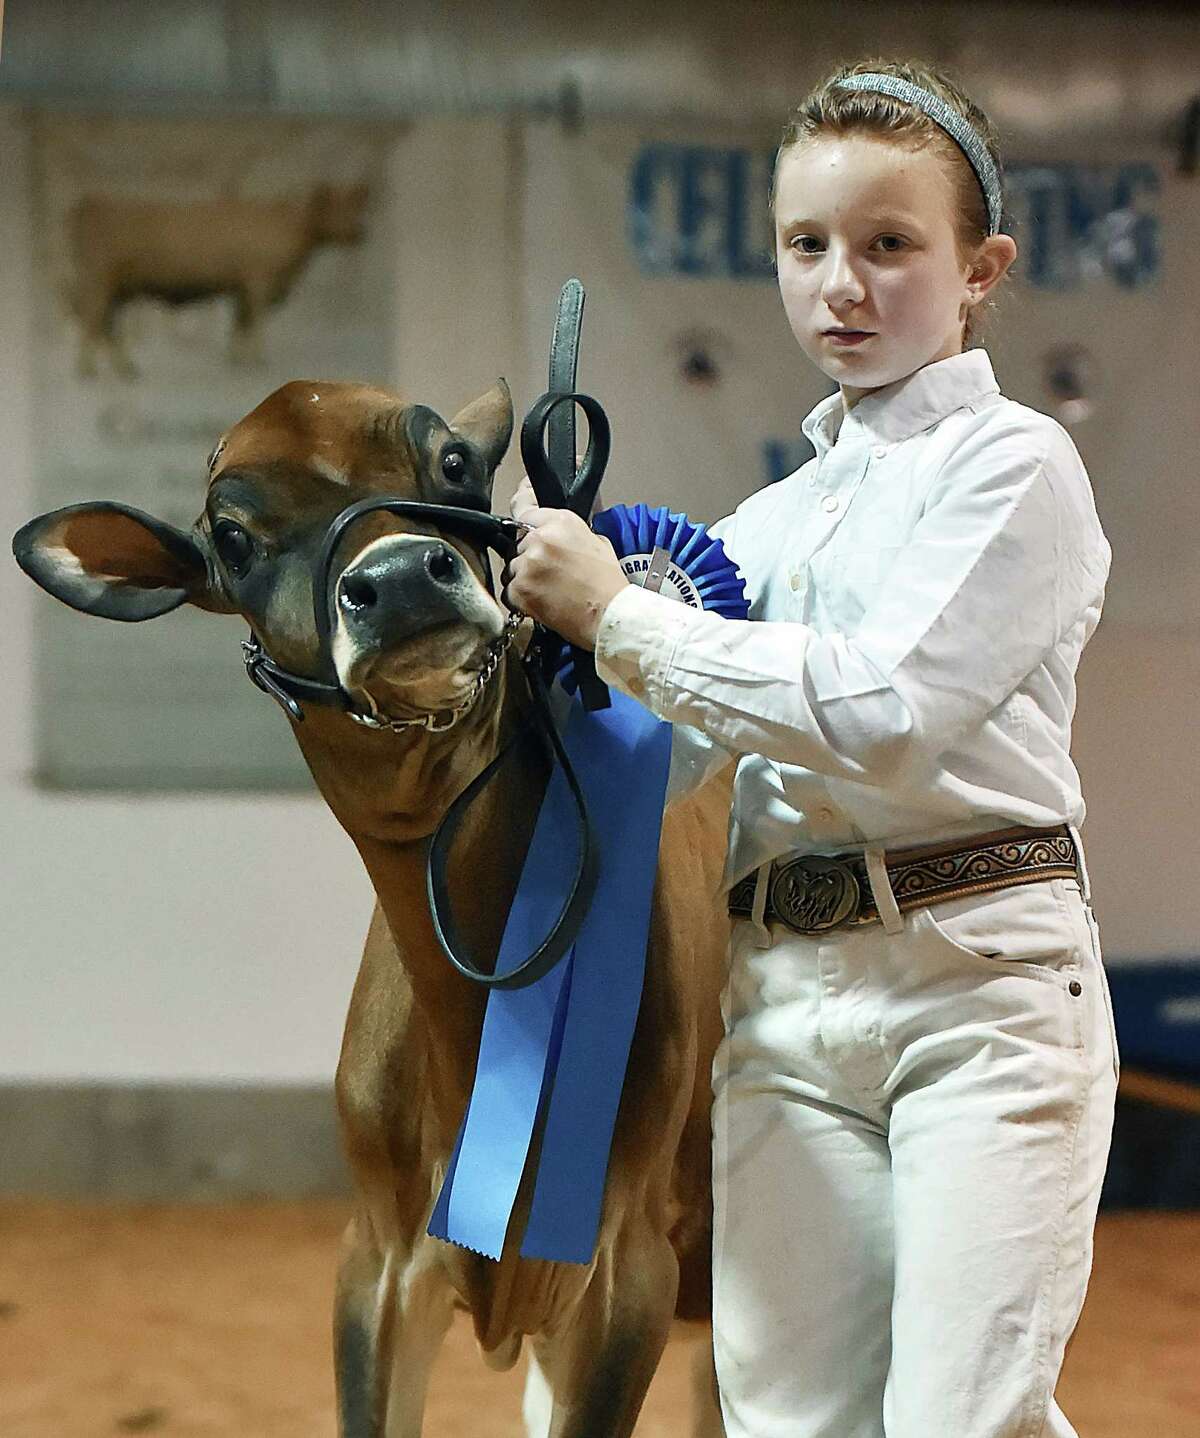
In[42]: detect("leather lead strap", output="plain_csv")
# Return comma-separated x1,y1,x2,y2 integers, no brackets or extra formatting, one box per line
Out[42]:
547,277,584,497
545,279,610,712
428,281,618,987
425,661,599,990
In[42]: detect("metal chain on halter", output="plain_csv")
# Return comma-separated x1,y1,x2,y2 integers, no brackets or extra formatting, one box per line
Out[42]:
347,608,525,733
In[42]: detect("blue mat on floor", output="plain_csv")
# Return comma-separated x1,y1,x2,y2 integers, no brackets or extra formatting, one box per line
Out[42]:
1106,958,1200,1080
1102,958,1200,1210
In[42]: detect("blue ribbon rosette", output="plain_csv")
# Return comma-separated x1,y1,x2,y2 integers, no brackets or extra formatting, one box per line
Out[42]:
428,504,748,1265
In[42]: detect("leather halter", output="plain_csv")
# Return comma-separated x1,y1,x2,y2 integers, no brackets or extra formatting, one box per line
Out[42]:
241,499,530,728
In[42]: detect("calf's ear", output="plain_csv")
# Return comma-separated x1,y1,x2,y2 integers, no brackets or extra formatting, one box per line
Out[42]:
12,501,214,621
449,379,513,472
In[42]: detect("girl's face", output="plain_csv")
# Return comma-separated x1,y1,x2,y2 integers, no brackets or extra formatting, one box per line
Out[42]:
774,134,989,408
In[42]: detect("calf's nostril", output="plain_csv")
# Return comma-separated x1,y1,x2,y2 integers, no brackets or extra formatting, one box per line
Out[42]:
426,546,457,583
340,574,378,612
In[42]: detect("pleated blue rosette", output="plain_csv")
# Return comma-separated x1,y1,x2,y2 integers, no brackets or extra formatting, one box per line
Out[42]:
557,503,749,693
429,501,747,1266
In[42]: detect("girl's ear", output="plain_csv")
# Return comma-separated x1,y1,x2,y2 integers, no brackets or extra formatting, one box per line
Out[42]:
967,233,1019,303
12,501,223,621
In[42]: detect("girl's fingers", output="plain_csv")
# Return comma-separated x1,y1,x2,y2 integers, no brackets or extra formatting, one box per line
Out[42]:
510,476,538,521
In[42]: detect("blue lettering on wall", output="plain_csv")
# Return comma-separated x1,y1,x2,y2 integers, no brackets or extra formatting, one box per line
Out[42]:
629,144,1162,291
628,144,776,279
1005,163,1160,290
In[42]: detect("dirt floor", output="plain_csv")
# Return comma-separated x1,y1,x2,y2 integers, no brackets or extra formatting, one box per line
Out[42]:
1,1203,1197,1436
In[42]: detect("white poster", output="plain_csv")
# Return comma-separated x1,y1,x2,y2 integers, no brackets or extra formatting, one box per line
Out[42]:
30,113,399,788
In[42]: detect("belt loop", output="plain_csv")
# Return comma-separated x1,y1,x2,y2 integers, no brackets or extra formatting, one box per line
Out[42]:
749,862,773,949
1067,822,1092,906
864,844,904,934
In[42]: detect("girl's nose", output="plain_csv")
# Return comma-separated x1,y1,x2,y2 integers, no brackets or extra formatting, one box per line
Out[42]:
820,248,866,307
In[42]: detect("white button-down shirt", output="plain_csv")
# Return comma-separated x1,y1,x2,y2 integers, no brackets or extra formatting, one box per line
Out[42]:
594,349,1112,893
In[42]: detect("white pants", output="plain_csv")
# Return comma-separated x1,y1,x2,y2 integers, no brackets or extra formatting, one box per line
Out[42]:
711,864,1119,1438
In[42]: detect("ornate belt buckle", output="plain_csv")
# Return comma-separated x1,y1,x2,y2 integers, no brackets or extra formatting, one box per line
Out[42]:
770,855,861,935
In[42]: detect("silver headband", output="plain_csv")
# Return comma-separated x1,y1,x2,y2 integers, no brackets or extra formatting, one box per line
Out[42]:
832,73,1003,236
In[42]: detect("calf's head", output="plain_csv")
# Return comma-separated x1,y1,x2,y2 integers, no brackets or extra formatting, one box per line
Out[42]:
13,378,516,732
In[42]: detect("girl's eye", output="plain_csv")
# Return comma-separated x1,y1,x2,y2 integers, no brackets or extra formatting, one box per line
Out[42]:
212,520,255,576
790,235,822,254
875,235,906,252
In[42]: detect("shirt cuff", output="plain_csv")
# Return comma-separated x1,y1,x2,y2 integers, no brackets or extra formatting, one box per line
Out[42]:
593,582,697,711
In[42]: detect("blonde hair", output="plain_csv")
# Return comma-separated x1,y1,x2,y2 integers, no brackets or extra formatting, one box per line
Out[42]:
772,58,1008,348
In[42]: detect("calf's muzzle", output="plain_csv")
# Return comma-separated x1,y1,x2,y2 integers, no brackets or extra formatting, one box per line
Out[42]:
337,535,476,648
243,496,527,727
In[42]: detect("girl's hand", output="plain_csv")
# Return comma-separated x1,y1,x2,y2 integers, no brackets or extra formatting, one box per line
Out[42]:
503,499,629,650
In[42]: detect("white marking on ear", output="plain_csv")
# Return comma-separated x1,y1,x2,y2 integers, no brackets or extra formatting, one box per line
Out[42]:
310,454,350,487
43,544,129,586
43,544,87,579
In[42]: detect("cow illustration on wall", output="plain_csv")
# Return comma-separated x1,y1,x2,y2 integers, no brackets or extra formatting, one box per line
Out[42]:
69,182,370,378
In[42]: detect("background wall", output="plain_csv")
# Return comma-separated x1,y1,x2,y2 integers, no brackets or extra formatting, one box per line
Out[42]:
2,2,1199,1094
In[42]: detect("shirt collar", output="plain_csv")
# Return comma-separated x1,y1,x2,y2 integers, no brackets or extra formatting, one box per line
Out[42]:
800,348,1001,460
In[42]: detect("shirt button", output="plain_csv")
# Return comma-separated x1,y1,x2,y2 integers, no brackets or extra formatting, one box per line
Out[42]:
873,445,888,459
789,572,802,591
821,494,839,513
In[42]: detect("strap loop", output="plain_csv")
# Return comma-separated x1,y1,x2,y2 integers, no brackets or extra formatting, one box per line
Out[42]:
425,651,598,989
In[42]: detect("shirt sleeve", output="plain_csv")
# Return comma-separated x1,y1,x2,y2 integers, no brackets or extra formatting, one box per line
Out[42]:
595,510,738,805
594,422,1102,790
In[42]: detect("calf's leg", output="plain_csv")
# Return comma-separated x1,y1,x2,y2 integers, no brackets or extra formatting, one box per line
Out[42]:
534,1224,680,1438
334,1214,400,1437
522,1350,554,1438
334,1215,452,1438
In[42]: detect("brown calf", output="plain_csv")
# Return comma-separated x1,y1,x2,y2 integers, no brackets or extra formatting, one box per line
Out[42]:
13,378,732,1437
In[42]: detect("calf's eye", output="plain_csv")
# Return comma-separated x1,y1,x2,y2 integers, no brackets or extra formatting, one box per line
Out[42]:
213,521,255,576
441,449,467,483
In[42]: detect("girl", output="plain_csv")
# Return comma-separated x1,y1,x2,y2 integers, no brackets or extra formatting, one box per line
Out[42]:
506,58,1117,1438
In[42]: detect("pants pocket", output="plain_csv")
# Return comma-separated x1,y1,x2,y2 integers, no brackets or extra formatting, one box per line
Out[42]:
915,877,1084,990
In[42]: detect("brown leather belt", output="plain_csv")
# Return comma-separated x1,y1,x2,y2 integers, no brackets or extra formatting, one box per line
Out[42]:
727,822,1078,937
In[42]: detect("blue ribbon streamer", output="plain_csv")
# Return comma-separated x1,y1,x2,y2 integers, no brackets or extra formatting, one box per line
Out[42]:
428,688,671,1264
